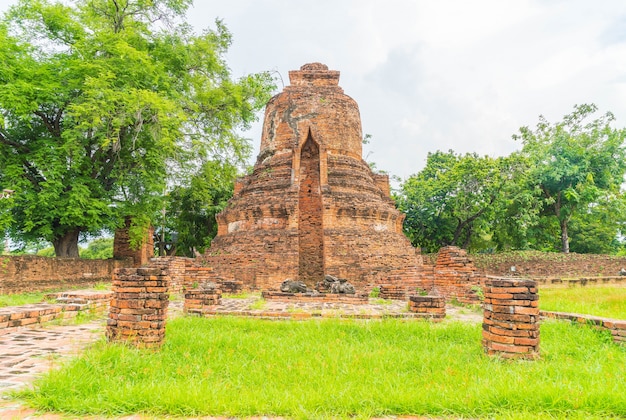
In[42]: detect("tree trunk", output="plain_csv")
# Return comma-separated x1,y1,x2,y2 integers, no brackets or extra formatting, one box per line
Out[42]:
560,219,570,254
53,228,80,258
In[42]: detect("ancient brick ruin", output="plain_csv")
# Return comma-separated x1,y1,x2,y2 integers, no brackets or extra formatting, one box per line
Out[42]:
113,217,154,267
482,278,540,359
201,63,423,291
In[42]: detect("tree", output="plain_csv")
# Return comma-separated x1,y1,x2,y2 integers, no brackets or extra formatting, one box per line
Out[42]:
568,194,626,254
80,237,114,259
0,0,274,257
158,160,236,257
397,150,517,253
515,104,626,253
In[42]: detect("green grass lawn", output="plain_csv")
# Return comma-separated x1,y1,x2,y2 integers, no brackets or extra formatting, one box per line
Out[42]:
0,283,110,307
0,291,51,307
539,286,626,319
14,317,626,419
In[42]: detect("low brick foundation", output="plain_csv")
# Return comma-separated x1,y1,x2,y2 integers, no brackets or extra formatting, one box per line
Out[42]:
408,295,445,320
541,311,626,345
378,284,407,300
106,267,169,348
261,291,369,304
482,278,540,359
184,288,222,316
0,290,113,335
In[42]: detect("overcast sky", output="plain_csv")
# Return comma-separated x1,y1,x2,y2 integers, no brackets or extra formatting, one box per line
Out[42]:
2,0,626,182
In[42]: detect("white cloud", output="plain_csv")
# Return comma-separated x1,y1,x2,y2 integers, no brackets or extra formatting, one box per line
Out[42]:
2,0,626,180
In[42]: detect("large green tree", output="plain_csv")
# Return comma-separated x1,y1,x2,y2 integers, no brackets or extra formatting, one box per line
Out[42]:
515,104,626,253
397,150,521,253
155,160,236,258
0,0,274,257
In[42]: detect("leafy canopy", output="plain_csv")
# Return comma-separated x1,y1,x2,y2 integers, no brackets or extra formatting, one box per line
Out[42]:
397,150,518,253
515,104,626,253
0,0,275,256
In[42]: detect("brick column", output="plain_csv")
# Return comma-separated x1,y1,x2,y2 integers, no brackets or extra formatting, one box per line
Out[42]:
482,278,539,359
408,295,446,320
106,267,169,348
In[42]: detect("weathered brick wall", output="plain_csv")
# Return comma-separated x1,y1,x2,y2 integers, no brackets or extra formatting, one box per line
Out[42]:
434,246,484,304
482,278,540,359
471,252,626,278
0,256,131,294
113,218,155,267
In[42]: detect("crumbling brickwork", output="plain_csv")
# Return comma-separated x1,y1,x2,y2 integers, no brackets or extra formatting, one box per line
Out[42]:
408,295,446,320
113,217,154,267
0,255,130,294
106,266,169,348
434,246,485,304
202,63,422,291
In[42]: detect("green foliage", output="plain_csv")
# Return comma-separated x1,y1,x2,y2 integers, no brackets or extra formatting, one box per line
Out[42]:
397,150,524,253
80,237,113,259
15,317,626,418
515,104,626,253
0,0,275,257
164,160,236,257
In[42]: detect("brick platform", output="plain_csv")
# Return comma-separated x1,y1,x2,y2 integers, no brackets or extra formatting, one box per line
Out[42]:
482,278,540,359
184,288,222,316
106,267,169,348
408,295,446,321
0,290,113,334
261,291,369,304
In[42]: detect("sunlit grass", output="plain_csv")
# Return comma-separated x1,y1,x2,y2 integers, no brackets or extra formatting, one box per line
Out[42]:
0,283,111,307
14,317,626,419
540,286,626,319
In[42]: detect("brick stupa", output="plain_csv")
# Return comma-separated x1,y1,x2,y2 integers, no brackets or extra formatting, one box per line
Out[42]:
202,63,424,291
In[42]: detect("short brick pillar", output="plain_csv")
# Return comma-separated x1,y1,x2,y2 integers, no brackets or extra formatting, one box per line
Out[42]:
408,295,446,320
106,267,170,348
378,284,407,300
482,278,539,359
184,287,222,316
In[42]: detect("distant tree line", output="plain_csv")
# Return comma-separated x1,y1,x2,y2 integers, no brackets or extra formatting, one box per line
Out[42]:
397,104,626,254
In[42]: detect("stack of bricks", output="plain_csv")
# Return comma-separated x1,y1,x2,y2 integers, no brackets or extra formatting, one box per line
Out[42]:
408,295,446,321
378,284,407,300
220,280,243,294
106,266,170,348
184,287,222,316
434,246,485,304
482,277,540,359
